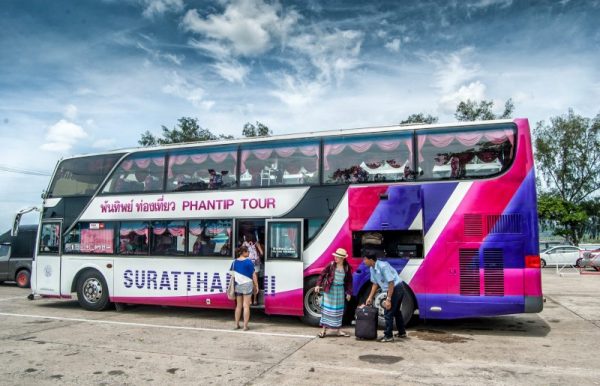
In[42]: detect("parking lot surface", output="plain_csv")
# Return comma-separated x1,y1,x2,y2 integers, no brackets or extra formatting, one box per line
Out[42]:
0,270,599,385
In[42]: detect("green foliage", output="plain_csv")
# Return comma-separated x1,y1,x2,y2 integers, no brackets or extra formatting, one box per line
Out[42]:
400,113,438,125
455,98,514,121
537,194,588,244
534,109,600,204
535,109,600,243
242,121,272,137
138,117,233,146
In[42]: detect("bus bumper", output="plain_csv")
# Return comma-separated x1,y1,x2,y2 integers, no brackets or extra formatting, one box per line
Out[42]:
524,295,544,313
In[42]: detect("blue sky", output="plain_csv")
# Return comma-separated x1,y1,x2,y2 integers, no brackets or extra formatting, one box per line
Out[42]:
1,0,599,230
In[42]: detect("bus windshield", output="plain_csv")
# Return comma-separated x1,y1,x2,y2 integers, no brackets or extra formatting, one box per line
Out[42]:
48,153,124,197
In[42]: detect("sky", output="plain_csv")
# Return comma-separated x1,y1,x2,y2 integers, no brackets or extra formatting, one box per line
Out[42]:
0,0,599,231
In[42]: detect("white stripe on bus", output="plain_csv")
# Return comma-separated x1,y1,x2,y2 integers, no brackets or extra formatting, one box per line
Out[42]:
423,182,473,257
0,311,315,339
303,191,349,266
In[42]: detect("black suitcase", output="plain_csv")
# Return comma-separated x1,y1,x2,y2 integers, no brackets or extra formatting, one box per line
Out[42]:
355,306,378,340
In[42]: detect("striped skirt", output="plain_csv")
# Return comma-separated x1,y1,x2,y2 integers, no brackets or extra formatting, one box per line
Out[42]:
320,271,345,328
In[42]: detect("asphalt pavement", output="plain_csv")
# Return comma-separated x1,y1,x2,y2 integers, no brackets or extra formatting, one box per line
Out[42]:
0,269,599,385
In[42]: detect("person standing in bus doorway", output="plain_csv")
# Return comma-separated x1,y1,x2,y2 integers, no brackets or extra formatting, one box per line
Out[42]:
363,252,408,342
242,233,263,305
315,248,353,338
231,246,259,331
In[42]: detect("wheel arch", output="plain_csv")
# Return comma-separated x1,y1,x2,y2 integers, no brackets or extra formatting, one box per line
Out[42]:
71,265,109,294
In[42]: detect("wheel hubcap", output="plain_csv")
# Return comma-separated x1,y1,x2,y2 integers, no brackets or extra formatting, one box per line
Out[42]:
82,278,103,304
304,287,322,318
17,273,26,286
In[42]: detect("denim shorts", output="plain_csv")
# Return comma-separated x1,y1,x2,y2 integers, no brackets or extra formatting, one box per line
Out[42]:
235,282,253,296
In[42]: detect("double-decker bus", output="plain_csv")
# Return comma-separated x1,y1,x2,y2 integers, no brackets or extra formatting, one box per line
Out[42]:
29,118,542,326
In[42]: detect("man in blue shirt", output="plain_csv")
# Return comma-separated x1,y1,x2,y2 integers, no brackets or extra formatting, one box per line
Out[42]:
364,252,408,342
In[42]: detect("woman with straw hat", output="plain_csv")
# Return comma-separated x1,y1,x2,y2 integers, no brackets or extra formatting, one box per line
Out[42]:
315,247,353,338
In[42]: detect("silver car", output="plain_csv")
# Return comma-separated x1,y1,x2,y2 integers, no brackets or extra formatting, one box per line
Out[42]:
539,245,583,268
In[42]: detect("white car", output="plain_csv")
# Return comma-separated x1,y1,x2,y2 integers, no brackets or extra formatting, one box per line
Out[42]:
540,245,583,268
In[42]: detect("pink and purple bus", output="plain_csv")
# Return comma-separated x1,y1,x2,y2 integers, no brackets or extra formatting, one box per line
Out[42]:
29,118,542,326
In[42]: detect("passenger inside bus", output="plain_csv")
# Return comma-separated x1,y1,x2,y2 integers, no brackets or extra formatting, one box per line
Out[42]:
208,169,222,189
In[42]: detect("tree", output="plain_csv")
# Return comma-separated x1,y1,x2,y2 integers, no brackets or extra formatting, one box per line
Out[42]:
242,121,272,137
455,98,514,121
138,117,233,146
400,113,438,124
534,109,600,204
537,194,588,244
534,109,600,244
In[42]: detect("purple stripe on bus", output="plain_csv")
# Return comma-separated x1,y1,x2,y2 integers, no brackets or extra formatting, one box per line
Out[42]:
351,258,409,297
362,186,422,230
480,169,539,269
422,182,458,233
416,294,524,319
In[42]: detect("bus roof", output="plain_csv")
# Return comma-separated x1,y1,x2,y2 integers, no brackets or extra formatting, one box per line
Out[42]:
59,118,519,161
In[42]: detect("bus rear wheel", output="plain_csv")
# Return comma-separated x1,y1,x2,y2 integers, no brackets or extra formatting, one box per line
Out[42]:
16,269,30,288
359,283,415,329
301,276,322,326
76,270,110,311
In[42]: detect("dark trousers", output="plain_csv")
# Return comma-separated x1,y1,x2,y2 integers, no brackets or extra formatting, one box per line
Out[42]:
384,283,406,338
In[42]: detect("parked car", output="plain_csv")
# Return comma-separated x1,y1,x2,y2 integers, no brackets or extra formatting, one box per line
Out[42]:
579,249,600,271
540,240,570,253
0,225,37,287
539,245,583,268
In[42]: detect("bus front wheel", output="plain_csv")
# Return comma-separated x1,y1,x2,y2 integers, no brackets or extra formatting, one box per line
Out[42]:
301,276,322,326
76,270,111,311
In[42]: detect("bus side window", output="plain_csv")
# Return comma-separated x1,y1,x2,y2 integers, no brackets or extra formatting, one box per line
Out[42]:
103,154,165,194
119,222,149,255
417,125,515,181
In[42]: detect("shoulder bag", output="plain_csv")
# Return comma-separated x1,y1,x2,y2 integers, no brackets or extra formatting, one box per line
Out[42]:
227,261,236,300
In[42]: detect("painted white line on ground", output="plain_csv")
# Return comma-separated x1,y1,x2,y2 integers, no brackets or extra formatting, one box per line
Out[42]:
0,296,27,302
0,311,316,339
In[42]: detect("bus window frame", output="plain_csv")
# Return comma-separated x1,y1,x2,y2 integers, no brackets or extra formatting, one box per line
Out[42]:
99,151,168,196
187,218,235,259
414,123,518,182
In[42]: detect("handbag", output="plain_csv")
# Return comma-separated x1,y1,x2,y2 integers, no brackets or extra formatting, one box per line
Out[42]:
227,261,236,300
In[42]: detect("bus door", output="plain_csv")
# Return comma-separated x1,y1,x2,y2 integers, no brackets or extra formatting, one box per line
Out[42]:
35,221,62,296
264,219,304,316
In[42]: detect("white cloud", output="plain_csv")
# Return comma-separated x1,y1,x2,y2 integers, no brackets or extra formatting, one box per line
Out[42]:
40,119,88,152
439,81,487,112
182,0,300,57
467,0,513,9
63,104,78,120
429,47,480,94
385,38,401,53
212,61,249,84
289,29,363,83
269,74,324,107
136,42,184,65
140,0,184,18
161,71,215,109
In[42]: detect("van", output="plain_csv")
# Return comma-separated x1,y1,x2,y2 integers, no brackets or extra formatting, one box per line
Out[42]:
0,225,37,288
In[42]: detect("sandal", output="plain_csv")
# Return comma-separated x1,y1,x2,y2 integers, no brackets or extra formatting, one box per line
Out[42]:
317,331,327,338
234,325,241,330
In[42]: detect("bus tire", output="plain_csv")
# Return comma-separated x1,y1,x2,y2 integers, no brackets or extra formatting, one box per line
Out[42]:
301,276,322,326
16,269,31,288
76,270,110,311
359,283,416,329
